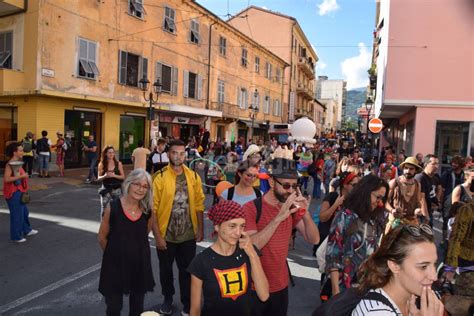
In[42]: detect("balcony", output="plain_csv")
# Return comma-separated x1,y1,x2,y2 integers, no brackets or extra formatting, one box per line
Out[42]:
297,57,315,80
0,0,26,16
296,82,315,100
210,102,240,120
0,68,27,94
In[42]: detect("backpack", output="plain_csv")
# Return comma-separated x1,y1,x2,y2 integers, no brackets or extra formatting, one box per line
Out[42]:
226,186,262,205
22,139,33,153
312,288,398,316
36,138,50,153
308,162,317,177
61,139,71,151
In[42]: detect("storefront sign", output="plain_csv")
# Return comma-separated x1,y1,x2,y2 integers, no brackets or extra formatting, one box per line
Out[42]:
160,114,204,125
173,116,190,124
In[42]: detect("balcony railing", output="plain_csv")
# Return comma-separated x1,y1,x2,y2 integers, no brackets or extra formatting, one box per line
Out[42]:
296,82,315,100
297,57,315,80
210,102,241,119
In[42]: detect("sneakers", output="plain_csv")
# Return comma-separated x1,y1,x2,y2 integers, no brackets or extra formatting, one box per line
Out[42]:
159,299,173,315
13,238,27,243
85,179,91,184
181,312,189,316
26,229,38,236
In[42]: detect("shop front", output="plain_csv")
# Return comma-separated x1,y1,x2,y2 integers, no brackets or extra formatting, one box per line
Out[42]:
159,113,203,142
435,121,474,173
0,106,17,167
119,115,146,164
64,109,102,168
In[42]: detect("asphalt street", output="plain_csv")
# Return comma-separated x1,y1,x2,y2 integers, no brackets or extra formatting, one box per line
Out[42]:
0,170,324,316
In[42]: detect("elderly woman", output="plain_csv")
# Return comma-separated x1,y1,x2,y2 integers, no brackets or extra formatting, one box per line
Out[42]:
3,142,38,243
98,169,155,316
188,200,269,316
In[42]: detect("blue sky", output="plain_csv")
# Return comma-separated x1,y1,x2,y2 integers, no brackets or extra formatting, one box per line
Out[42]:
197,0,376,90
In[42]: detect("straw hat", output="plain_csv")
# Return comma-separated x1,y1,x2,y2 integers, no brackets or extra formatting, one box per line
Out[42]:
399,156,423,172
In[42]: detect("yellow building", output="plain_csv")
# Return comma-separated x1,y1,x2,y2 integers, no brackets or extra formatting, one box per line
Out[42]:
0,0,286,167
228,6,318,124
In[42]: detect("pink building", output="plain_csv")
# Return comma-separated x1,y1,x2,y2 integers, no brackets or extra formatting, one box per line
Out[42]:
373,0,473,170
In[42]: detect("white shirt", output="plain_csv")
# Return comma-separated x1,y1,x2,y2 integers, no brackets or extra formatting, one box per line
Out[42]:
352,288,402,316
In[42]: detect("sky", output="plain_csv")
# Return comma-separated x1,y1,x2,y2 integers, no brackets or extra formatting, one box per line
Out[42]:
197,0,376,90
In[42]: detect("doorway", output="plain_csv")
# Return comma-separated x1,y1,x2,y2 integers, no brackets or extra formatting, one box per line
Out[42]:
119,115,145,164
0,107,17,167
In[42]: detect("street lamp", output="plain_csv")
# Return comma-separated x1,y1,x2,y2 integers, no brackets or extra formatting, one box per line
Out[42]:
139,77,162,148
248,89,259,143
365,96,374,151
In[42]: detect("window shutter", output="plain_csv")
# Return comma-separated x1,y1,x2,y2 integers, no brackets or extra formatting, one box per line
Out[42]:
237,86,241,108
197,74,203,100
183,70,189,97
141,57,148,81
79,39,88,60
171,66,178,95
118,50,127,84
155,62,162,82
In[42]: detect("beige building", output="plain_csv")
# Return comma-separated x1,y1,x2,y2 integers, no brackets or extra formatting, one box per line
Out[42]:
0,0,285,167
228,6,318,125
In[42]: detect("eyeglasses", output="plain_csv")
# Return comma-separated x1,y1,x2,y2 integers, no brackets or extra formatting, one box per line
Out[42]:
403,224,433,237
243,172,258,179
131,182,149,191
372,192,385,201
273,178,299,190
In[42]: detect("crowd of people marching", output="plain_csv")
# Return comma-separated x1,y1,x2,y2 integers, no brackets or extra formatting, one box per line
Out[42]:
4,130,474,316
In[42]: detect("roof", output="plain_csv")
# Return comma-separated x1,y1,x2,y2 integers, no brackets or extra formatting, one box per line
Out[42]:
229,5,318,60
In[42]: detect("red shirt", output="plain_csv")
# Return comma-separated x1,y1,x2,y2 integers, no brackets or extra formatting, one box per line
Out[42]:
243,196,303,293
3,167,28,199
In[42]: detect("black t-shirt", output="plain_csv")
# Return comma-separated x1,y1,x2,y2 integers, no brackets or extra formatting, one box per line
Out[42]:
318,191,339,240
187,247,252,316
415,172,440,214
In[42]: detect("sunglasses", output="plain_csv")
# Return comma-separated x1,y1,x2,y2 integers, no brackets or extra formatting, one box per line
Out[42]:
273,178,299,190
243,172,258,179
403,224,433,237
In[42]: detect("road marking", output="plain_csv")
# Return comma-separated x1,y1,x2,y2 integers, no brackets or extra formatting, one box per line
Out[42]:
0,263,101,314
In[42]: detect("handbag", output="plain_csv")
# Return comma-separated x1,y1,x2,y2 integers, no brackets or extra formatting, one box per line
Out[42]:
20,192,31,204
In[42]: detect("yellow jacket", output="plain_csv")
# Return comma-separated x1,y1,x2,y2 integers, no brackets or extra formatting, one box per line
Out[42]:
153,165,205,238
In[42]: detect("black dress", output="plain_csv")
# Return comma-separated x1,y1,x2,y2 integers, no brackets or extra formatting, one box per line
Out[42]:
99,199,155,296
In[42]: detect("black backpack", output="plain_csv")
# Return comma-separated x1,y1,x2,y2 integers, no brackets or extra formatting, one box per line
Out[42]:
312,288,397,316
36,138,50,153
307,162,318,177
227,186,262,213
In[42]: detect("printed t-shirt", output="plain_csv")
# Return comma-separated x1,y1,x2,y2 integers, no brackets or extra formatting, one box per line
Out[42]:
243,197,303,293
166,173,195,243
132,147,150,170
187,247,252,316
415,172,440,214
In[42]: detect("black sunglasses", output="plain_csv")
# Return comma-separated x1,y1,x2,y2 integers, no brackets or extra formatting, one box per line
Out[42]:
273,178,299,190
403,224,433,237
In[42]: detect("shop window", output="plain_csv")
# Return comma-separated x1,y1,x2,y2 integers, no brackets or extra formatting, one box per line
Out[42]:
190,20,200,44
128,0,144,19
0,31,13,69
78,38,99,79
219,36,226,56
435,121,470,170
163,7,176,33
241,48,248,68
156,62,178,95
217,80,225,104
118,50,147,87
183,70,202,100
255,56,260,73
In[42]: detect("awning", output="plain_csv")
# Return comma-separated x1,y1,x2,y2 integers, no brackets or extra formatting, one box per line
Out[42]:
238,119,253,128
162,104,222,118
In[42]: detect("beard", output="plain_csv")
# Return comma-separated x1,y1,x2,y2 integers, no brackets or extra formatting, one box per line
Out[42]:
404,172,415,179
170,158,184,167
273,188,290,203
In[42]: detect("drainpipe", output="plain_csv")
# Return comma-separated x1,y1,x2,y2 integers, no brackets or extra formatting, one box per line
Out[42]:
206,21,217,110
288,22,295,123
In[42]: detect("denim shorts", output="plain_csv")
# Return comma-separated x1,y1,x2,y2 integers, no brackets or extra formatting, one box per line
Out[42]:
38,154,49,170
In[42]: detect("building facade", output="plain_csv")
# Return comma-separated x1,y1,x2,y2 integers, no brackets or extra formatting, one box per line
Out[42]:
316,76,347,129
0,0,285,167
371,0,473,170
228,6,318,125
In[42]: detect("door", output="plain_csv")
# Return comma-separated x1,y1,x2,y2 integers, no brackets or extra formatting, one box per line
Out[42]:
435,121,470,174
0,107,17,167
119,115,145,164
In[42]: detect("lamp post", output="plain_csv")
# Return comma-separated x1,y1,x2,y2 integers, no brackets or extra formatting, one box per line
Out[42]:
248,89,259,143
365,96,374,151
139,77,162,148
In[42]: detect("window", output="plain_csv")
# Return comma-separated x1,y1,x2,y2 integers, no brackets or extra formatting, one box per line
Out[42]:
183,70,202,100
266,62,272,80
293,65,296,79
241,48,248,68
118,50,147,87
273,99,281,116
190,19,199,44
237,87,248,109
78,38,99,79
128,0,144,19
255,56,260,73
155,62,178,95
163,7,176,33
263,96,270,114
219,36,226,56
275,68,281,83
0,31,13,69
252,91,260,111
217,80,225,104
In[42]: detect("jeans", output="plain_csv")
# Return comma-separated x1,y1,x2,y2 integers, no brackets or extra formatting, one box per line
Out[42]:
23,156,34,176
300,176,309,192
38,154,49,172
156,239,196,312
312,176,322,199
104,292,144,316
87,156,98,180
251,287,288,316
7,190,32,241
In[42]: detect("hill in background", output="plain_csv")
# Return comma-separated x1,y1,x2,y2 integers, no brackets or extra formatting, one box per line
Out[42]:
345,88,366,124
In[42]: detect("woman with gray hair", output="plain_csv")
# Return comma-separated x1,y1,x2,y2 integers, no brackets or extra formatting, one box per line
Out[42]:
98,168,155,316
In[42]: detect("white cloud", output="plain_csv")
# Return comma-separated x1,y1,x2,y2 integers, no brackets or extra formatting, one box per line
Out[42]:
316,61,327,70
318,0,340,16
340,43,371,90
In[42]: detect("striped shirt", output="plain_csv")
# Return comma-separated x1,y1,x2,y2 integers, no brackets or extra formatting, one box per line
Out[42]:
352,288,402,316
